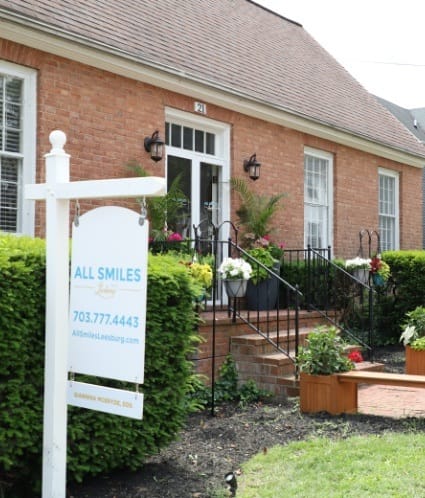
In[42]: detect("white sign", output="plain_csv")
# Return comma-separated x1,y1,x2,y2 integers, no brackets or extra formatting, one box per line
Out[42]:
68,206,148,383
68,381,144,419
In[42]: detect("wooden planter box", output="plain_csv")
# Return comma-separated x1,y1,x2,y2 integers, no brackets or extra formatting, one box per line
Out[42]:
405,346,425,375
300,373,357,415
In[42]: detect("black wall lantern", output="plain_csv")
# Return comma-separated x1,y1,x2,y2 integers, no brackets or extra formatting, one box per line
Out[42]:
144,130,164,162
243,153,261,180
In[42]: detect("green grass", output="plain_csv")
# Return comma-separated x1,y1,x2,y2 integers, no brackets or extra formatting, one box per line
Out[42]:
237,433,425,497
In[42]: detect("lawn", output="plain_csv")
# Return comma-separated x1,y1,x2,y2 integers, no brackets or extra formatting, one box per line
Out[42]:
237,432,425,497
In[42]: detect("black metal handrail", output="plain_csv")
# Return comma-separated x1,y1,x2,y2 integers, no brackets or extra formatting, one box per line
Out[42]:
221,239,304,364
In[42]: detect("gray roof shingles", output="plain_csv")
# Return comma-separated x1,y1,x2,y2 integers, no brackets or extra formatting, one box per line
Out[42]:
1,0,425,159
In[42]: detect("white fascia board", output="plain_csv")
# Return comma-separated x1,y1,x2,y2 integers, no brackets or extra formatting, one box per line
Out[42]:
1,18,424,169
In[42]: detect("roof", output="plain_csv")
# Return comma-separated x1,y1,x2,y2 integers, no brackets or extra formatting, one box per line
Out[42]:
1,0,425,161
377,97,425,144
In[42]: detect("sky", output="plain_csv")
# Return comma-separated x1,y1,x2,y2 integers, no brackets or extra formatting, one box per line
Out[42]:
254,0,425,109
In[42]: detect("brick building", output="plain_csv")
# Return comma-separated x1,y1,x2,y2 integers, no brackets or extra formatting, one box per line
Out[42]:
1,0,424,257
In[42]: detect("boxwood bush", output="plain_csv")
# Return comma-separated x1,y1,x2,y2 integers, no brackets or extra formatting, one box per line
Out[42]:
380,250,425,339
0,236,201,496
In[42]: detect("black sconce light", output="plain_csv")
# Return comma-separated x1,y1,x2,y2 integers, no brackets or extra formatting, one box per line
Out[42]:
144,130,164,162
243,153,261,181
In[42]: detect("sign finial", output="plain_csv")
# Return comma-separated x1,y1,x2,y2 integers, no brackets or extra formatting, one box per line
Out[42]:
49,130,67,154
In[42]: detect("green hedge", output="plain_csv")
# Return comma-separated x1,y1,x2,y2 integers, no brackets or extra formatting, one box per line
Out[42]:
380,250,425,338
0,236,200,496
0,235,46,495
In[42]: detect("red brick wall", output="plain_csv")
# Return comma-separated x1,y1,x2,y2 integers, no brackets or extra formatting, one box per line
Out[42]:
1,39,422,255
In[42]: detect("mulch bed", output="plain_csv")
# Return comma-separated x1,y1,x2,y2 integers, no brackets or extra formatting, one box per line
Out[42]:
68,346,423,498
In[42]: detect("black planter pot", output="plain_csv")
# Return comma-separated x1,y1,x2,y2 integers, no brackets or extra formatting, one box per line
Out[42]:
246,264,280,311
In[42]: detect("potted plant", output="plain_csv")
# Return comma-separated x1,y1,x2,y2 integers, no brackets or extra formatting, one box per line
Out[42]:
217,257,253,298
296,325,356,414
244,242,281,310
230,178,286,310
400,306,425,374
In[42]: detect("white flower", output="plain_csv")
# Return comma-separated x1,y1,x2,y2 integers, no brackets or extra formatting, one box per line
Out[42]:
400,325,417,346
345,257,371,270
218,257,253,280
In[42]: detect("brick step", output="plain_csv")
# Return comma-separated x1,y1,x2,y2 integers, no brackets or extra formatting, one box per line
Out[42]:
236,353,296,379
195,308,334,383
230,327,311,355
199,309,331,336
232,334,385,399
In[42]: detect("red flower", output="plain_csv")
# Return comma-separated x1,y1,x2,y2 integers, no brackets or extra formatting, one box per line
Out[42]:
369,256,382,274
348,350,363,363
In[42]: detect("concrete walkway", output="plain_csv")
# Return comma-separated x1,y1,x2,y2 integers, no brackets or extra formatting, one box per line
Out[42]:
358,384,425,418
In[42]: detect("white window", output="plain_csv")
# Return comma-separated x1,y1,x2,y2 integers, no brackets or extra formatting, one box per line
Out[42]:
304,148,333,248
0,61,36,234
379,168,399,251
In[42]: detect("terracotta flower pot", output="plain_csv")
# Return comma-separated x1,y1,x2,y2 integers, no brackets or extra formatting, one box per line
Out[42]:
405,346,425,375
299,372,357,415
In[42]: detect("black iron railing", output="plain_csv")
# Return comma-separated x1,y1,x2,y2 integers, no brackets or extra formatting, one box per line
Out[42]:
219,239,303,360
281,246,375,360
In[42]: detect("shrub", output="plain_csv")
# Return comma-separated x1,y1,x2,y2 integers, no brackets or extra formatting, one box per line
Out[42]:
380,250,425,339
0,235,46,495
0,238,201,496
191,355,271,408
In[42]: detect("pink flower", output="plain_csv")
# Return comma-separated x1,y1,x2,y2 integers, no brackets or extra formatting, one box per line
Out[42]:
167,232,183,242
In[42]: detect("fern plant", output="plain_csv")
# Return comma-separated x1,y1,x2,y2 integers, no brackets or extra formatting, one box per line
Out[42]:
230,177,285,246
128,160,187,240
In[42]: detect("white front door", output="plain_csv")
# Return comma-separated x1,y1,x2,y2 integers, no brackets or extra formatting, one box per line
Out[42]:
165,109,230,241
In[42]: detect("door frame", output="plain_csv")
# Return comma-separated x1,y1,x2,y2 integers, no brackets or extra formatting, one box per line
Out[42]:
164,107,231,239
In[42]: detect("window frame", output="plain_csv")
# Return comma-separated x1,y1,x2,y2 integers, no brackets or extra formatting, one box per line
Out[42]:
303,147,333,249
0,60,37,235
378,167,399,251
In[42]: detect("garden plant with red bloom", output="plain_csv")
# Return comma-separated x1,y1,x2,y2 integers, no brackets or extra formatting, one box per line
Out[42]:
348,350,363,363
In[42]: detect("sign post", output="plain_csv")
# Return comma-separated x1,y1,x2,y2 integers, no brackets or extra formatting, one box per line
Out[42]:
25,130,165,498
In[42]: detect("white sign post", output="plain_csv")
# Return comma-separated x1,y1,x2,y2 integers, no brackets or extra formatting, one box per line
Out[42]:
25,130,165,498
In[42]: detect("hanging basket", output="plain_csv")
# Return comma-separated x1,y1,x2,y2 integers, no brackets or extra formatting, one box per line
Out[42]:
224,279,248,298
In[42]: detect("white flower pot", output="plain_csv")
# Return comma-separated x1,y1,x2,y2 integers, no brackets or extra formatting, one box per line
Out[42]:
224,279,248,298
